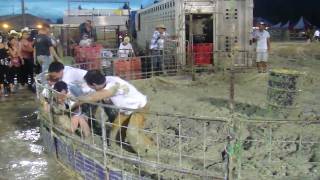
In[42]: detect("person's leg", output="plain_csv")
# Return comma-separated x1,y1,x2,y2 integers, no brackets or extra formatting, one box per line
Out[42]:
262,52,269,73
77,116,91,138
18,65,24,87
25,59,34,85
42,56,53,73
151,50,158,74
256,52,262,73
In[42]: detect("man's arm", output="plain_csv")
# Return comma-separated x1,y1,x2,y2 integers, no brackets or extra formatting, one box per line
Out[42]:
77,83,120,103
267,38,271,51
33,48,37,64
50,46,61,62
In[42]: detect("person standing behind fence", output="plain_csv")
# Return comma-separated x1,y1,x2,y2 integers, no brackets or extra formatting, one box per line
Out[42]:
149,24,168,75
253,22,270,73
8,36,24,91
34,23,61,74
79,20,97,42
0,35,9,96
20,29,34,87
313,29,320,42
118,36,134,58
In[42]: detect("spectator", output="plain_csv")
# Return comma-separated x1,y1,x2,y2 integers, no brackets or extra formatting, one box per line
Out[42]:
34,23,61,75
253,22,271,73
8,36,24,90
118,36,134,58
0,35,9,96
79,20,97,41
149,24,169,74
19,29,34,87
314,29,320,41
79,34,93,47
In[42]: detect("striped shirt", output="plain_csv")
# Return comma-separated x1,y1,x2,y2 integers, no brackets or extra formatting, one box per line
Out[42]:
150,31,168,50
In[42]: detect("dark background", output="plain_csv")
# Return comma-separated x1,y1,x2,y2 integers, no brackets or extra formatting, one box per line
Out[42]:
254,0,320,26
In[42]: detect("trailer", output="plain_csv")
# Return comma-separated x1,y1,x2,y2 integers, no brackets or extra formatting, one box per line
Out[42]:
135,0,254,67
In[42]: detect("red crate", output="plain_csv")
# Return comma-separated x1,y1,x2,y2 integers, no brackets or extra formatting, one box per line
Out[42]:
74,45,103,70
193,43,214,53
128,57,142,71
114,58,142,80
194,55,212,65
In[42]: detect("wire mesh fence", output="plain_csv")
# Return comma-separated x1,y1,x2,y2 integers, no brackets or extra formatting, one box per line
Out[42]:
35,46,320,179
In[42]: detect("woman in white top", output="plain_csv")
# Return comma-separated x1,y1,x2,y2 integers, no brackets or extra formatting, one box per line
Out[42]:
118,36,134,58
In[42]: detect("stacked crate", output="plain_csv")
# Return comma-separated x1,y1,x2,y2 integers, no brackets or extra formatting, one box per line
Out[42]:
193,43,214,65
113,58,142,80
74,45,103,70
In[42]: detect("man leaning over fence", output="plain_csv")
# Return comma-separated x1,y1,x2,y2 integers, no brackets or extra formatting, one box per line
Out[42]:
77,70,154,151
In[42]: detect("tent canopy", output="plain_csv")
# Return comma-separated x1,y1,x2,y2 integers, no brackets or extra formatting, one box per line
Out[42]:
281,21,291,29
271,22,282,29
293,16,312,30
253,17,273,26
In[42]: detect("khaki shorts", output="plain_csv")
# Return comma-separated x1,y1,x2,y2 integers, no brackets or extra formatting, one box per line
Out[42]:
54,115,72,131
256,52,268,62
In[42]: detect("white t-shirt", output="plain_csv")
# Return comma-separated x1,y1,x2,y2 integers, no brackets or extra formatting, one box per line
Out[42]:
253,30,270,52
62,66,92,96
314,30,320,37
104,76,147,114
118,43,134,58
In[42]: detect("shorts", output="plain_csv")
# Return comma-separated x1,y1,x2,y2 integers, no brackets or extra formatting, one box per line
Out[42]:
256,51,268,62
55,115,72,131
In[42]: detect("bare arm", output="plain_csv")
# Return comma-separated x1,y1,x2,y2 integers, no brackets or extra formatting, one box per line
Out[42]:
267,38,271,51
77,83,120,104
78,89,115,103
33,48,37,63
50,46,61,62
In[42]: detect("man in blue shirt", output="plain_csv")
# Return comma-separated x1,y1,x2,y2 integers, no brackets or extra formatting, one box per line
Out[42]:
149,24,168,75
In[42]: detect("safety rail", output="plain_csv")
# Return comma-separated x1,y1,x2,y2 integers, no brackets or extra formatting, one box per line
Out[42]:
36,58,320,179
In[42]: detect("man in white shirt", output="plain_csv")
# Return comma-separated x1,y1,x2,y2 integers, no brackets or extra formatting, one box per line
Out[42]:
314,29,320,41
78,70,154,150
253,22,271,73
47,61,92,96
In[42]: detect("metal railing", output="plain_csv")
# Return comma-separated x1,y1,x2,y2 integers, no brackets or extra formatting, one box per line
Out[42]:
36,52,320,179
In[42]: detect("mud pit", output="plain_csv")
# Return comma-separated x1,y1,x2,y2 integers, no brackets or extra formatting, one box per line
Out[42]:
109,42,320,179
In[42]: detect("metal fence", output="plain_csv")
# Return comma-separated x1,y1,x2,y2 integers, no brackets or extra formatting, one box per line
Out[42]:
36,52,320,179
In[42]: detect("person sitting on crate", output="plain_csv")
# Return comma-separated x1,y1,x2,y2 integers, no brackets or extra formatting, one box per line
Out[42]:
118,36,134,58
149,24,169,75
52,81,91,139
79,34,93,48
77,70,154,152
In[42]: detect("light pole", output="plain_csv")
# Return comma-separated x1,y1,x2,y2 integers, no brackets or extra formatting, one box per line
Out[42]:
21,0,26,28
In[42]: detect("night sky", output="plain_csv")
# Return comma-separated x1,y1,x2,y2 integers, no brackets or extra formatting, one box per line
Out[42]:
254,0,320,26
0,0,319,26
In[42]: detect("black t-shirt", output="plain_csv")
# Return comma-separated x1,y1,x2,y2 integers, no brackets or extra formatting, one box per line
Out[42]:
35,34,52,56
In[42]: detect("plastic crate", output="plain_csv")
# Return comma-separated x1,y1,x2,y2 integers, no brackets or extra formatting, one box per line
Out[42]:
113,58,142,80
74,45,103,70
193,43,214,53
194,55,212,65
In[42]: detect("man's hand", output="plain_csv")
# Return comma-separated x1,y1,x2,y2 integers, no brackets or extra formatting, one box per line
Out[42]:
119,84,129,94
108,82,120,95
